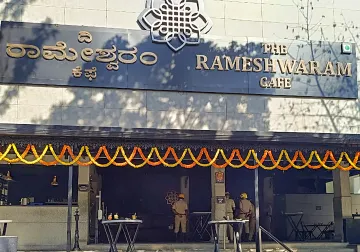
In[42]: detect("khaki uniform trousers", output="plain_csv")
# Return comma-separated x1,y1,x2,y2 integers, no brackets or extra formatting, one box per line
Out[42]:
174,214,187,233
238,213,250,234
226,213,234,241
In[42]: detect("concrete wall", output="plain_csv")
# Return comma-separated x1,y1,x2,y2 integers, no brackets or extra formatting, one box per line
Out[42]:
284,194,360,238
0,206,85,250
0,0,359,134
327,175,360,194
0,157,90,249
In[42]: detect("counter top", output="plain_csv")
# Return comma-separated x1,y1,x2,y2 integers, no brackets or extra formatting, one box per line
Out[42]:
0,204,78,207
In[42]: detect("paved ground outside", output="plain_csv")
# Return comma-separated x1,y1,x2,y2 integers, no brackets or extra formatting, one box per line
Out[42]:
17,242,358,252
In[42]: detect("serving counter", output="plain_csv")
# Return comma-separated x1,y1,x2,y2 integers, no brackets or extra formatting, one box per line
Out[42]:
0,205,87,250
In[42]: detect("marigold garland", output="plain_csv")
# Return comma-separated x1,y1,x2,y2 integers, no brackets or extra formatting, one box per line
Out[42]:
268,151,299,171
299,151,330,170
103,146,137,167
12,144,48,165
0,143,359,170
236,150,268,169
154,148,188,168
3,144,31,163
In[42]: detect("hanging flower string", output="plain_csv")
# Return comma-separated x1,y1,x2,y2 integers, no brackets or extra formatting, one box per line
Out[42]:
0,143,359,170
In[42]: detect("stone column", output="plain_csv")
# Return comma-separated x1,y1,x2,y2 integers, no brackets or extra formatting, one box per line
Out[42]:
263,177,274,232
332,168,352,242
77,161,91,245
263,177,274,206
211,166,226,242
89,164,101,242
180,176,190,208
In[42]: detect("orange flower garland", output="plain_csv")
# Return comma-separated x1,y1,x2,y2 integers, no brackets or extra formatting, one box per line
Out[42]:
0,143,359,170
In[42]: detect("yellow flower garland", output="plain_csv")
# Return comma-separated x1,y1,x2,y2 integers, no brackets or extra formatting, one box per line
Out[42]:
49,145,84,165
284,151,315,169
85,146,120,168
122,147,155,168
187,149,220,167
221,149,252,168
0,143,358,170
254,150,284,170
0,145,13,161
314,151,344,170
12,144,48,165
154,148,188,168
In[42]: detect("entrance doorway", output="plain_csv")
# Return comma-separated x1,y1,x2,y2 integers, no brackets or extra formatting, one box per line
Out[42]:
97,165,211,242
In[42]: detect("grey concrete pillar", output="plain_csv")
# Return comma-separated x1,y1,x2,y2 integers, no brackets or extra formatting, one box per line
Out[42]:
332,168,352,242
263,176,274,232
211,166,226,241
89,164,101,242
263,177,274,207
180,176,190,208
78,162,91,245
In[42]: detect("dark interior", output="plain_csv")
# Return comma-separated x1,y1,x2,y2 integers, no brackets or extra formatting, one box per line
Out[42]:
0,164,78,205
98,165,212,242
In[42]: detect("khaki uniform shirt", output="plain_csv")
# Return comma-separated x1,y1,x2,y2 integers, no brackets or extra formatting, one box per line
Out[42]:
225,198,235,213
172,200,188,215
239,199,252,214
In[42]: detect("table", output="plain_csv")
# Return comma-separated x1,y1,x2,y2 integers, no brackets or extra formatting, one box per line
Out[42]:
0,220,12,236
102,219,142,252
352,214,360,219
304,222,333,240
283,212,303,241
208,220,248,252
190,212,212,241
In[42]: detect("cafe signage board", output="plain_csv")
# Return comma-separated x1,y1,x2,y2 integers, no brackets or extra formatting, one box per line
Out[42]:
0,21,357,99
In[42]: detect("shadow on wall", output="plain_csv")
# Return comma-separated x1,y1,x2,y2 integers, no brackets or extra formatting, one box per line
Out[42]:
0,0,36,21
0,0,359,137
0,21,276,137
280,0,360,134
0,0,53,118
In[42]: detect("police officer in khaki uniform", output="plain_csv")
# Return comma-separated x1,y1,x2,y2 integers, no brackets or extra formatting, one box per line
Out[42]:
172,193,188,242
239,192,251,241
248,202,256,241
225,192,235,242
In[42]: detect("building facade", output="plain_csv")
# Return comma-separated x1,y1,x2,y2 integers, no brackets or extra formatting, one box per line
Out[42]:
0,0,359,250
0,0,358,134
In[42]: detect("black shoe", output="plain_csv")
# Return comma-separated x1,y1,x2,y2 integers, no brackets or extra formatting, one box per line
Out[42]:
175,233,178,242
182,233,187,243
180,233,185,243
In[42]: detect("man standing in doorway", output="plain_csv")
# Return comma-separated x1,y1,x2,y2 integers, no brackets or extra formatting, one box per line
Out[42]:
172,193,188,242
239,192,251,241
225,192,236,242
